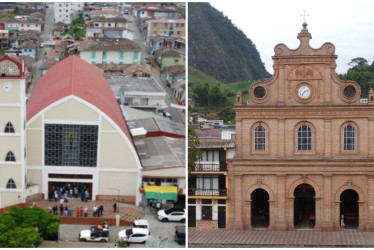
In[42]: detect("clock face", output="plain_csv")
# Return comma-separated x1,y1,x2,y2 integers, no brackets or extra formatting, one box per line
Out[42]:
3,82,13,92
298,85,311,99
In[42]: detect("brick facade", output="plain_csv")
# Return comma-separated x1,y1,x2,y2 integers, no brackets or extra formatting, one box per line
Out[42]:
227,23,374,231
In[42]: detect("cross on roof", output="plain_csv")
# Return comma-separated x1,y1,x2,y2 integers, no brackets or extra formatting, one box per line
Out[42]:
301,11,309,23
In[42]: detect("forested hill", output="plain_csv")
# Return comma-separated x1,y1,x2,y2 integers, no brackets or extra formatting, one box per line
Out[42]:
188,2,271,84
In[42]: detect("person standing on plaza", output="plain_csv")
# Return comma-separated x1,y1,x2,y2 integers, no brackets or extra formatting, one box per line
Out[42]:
84,206,88,217
341,214,345,228
99,205,104,217
93,204,98,217
113,202,117,213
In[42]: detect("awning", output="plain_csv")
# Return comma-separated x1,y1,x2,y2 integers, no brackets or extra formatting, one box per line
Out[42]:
144,185,178,201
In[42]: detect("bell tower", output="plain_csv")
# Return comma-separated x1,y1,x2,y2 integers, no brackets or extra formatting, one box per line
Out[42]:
0,54,27,208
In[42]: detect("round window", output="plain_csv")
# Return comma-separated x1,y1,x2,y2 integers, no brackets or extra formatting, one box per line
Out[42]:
253,86,266,98
344,85,356,98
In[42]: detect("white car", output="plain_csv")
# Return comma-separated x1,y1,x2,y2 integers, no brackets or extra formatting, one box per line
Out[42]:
158,208,186,222
79,226,109,242
132,219,149,229
118,228,151,244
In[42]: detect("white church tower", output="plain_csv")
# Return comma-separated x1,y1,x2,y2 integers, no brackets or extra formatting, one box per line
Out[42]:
0,54,27,208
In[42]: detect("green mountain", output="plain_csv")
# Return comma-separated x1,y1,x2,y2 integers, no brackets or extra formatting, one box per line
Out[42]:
188,2,271,84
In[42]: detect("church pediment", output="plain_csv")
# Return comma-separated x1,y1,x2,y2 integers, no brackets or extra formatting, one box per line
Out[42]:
288,65,322,81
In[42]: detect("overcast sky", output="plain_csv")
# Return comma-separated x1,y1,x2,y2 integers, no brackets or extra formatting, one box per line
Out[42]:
203,0,374,75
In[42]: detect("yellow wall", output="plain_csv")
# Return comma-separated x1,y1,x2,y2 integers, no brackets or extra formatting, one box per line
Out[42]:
44,98,99,122
1,191,22,207
26,130,42,166
99,132,138,169
0,165,22,188
26,169,42,187
99,172,138,195
0,79,22,103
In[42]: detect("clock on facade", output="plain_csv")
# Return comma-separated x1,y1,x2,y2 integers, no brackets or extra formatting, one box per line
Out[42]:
298,85,311,99
3,82,13,92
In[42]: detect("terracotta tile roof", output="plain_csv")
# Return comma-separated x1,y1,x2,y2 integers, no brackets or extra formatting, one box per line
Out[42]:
198,139,235,149
4,19,43,25
40,58,58,70
27,55,134,147
163,65,185,76
78,38,141,52
154,47,182,57
84,9,121,15
197,129,222,139
18,40,36,48
95,64,152,77
147,19,185,23
88,17,130,23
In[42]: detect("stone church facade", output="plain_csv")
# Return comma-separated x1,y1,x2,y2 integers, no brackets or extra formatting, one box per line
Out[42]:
227,23,374,231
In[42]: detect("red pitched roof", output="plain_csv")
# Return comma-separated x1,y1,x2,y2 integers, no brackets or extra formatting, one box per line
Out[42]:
27,55,133,147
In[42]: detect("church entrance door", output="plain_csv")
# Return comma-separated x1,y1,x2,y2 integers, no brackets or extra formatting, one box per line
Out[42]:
251,188,269,228
340,189,359,229
294,184,315,229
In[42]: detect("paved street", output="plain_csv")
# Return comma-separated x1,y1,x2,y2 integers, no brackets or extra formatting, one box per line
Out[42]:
38,209,184,248
27,3,54,96
188,228,374,247
127,14,186,125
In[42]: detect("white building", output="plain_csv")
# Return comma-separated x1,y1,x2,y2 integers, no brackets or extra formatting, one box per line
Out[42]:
78,38,142,65
54,2,84,24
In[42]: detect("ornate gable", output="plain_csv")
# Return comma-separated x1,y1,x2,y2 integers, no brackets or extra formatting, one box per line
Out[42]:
245,23,361,106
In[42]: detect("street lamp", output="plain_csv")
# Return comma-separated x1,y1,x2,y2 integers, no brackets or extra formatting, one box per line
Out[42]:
110,188,120,214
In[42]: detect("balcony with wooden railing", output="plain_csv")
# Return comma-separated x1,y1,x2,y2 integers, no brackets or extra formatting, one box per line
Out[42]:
193,163,227,172
188,188,227,197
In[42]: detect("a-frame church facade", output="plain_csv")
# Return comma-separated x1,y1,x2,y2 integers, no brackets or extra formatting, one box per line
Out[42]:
228,22,374,231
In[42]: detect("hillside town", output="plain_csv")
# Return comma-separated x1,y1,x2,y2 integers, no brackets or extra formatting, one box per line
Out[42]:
0,2,186,247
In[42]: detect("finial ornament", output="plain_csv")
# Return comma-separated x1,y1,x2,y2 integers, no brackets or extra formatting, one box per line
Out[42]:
301,11,309,28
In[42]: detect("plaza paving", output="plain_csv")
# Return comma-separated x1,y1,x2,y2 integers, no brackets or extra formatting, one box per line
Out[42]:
188,228,374,247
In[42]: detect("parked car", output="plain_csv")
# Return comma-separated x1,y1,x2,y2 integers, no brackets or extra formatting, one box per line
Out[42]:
174,225,185,245
79,225,109,242
118,228,151,244
132,219,149,229
157,208,185,222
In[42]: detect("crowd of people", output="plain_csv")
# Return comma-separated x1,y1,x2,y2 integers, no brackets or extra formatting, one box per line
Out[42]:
48,183,91,202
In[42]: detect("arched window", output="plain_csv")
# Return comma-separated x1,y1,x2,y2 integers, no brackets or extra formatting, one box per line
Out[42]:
6,178,16,189
254,125,266,150
298,125,312,150
5,151,16,162
344,124,355,150
4,122,15,133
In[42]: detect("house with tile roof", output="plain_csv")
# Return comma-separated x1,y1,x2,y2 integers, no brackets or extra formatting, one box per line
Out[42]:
153,47,185,70
78,38,142,65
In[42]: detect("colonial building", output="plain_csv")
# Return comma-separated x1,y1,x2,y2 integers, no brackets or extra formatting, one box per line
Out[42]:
228,23,374,231
188,132,235,229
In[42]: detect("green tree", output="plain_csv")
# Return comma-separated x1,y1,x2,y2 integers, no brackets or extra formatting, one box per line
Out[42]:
0,206,62,247
188,125,202,175
218,106,235,123
13,6,19,14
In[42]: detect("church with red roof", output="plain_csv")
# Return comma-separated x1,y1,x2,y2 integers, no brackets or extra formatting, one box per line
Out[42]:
23,55,142,205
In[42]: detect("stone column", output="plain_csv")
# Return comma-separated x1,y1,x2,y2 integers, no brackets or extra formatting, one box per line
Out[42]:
233,175,244,230
314,197,322,231
268,200,275,231
324,119,331,157
275,174,287,230
244,200,252,230
287,197,295,231
334,201,341,231
321,174,334,231
367,174,374,231
278,119,285,158
358,201,365,231
235,118,242,157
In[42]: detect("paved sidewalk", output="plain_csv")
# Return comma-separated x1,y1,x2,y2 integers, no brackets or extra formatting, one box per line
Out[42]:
188,228,374,247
